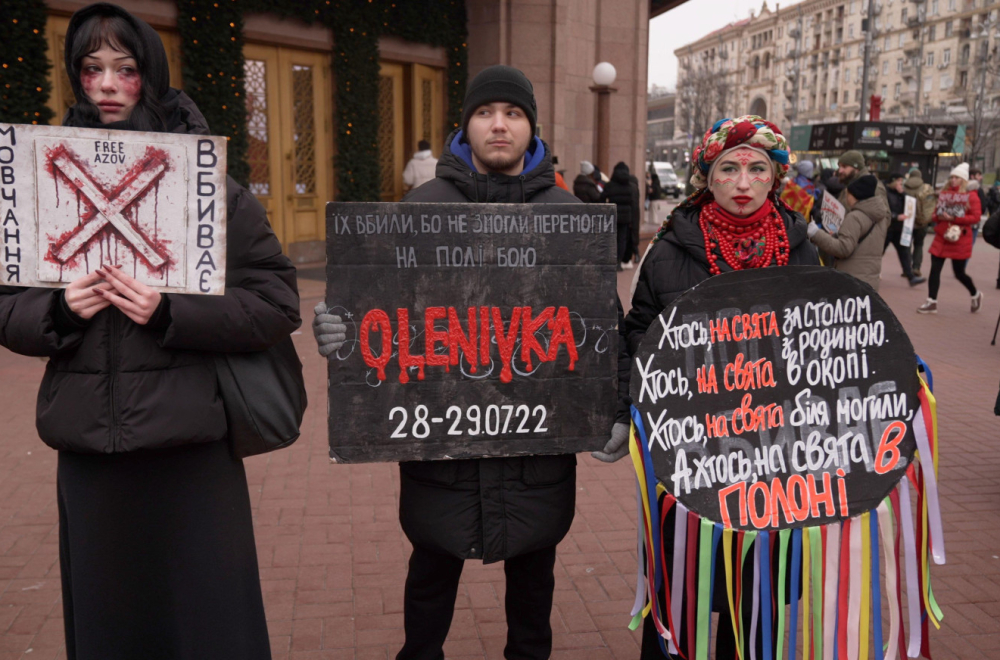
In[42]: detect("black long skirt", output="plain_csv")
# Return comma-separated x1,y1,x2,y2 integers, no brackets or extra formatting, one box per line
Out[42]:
57,441,271,660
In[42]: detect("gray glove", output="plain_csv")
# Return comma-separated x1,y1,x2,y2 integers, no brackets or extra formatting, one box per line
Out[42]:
314,302,347,358
592,422,630,463
807,222,821,239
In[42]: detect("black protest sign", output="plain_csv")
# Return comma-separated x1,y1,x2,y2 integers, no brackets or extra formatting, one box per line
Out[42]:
326,202,618,463
630,266,918,530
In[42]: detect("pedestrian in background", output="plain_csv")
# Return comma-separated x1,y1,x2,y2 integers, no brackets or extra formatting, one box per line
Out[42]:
600,161,640,270
403,139,438,191
884,172,925,286
808,174,891,291
573,160,601,202
552,155,570,191
836,150,887,205
918,162,983,314
0,4,301,657
904,167,935,277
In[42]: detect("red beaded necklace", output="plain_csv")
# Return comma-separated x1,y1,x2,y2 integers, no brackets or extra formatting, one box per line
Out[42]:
698,199,790,275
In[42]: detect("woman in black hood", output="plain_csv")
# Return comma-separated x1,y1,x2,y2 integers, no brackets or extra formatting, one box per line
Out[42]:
0,4,300,658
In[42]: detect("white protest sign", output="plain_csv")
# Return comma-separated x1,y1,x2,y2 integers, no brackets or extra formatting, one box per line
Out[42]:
820,192,847,235
0,123,227,294
901,195,917,247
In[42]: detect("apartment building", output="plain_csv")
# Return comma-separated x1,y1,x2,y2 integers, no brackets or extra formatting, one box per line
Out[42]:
674,0,1000,149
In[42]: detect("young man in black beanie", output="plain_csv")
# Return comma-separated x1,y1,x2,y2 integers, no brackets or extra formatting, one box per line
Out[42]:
314,64,580,660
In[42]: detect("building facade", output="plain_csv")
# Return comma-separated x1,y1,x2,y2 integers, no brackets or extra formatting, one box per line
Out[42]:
646,88,681,165
35,0,652,260
674,0,1000,169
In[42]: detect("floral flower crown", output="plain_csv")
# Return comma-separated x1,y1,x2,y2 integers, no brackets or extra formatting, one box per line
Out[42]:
689,115,790,191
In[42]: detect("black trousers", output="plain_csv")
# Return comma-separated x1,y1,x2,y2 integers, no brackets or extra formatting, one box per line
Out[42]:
883,221,914,278
397,545,557,660
911,226,927,273
928,255,977,300
617,222,631,264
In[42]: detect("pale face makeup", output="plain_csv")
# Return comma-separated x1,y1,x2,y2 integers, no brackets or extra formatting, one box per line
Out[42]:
466,102,532,176
81,46,141,124
709,147,773,217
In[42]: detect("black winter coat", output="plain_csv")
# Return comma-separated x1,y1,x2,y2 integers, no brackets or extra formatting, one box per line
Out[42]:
397,129,579,563
0,94,301,454
619,202,819,421
573,173,601,203
600,162,639,227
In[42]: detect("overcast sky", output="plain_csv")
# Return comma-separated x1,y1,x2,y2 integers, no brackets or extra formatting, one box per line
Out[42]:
648,0,776,91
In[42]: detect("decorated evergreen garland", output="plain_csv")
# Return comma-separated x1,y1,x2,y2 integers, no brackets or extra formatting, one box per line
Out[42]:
0,0,55,125
175,0,250,186
180,0,468,201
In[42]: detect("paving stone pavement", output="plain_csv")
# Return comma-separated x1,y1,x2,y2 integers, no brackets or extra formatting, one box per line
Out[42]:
1,241,998,659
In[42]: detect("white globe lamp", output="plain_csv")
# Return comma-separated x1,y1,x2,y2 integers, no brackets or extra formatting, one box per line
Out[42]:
592,62,617,87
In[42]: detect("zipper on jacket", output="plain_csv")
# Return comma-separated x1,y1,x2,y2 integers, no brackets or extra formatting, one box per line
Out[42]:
108,310,120,452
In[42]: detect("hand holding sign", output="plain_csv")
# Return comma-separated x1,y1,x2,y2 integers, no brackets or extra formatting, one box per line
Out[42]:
96,265,162,325
64,271,113,319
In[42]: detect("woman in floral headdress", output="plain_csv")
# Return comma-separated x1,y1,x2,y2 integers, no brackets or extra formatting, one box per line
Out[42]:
595,116,819,659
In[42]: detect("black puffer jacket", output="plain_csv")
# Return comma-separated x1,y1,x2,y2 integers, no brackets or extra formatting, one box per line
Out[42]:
0,36,300,453
398,129,579,563
600,162,639,227
619,201,819,421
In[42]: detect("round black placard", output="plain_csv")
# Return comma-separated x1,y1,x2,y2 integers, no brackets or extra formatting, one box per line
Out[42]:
630,266,919,530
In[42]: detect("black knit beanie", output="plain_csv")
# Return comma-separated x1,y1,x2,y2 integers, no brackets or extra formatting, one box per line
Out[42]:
847,174,877,201
461,65,537,137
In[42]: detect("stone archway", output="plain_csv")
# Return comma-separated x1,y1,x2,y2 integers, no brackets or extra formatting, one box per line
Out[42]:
749,97,767,117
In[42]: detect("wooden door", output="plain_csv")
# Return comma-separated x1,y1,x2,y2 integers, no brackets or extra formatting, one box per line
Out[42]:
243,44,285,235
244,45,332,249
276,48,331,247
411,63,443,154
45,15,183,124
378,62,405,202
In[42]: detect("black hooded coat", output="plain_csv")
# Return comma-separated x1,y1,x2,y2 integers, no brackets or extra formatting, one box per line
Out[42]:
0,5,295,658
398,129,579,563
0,4,301,454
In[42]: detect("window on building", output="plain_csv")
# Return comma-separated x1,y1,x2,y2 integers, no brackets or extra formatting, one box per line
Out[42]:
857,66,863,80
897,57,904,71
902,8,909,22
778,27,783,38
943,48,951,64
881,84,888,98
927,51,935,66
850,1,857,14
931,0,939,15
945,21,953,37
849,24,855,38
856,88,862,101
847,45,853,58
883,60,890,74
948,0,956,10
895,82,902,97
832,90,839,106
846,68,851,82
885,35,891,50
899,32,906,48
929,25,936,41
960,70,968,87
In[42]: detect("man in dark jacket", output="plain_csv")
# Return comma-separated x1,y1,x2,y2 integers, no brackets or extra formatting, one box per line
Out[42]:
884,173,925,285
316,65,579,660
836,150,887,205
573,160,601,202
601,161,640,269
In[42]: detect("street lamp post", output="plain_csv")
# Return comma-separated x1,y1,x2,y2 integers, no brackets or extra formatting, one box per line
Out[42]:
591,62,617,174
